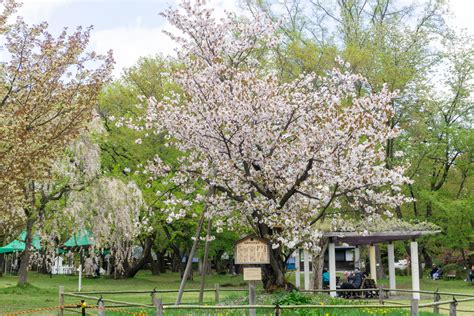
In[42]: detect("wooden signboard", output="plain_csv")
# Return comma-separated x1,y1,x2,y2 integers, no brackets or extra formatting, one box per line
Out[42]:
234,235,270,264
243,267,262,281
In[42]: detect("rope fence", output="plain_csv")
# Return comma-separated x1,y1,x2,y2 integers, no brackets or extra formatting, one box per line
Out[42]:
5,286,474,315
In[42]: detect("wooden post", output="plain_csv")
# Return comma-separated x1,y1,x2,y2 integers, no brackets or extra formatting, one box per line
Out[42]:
58,285,64,316
411,299,419,316
295,249,301,289
449,298,457,316
78,264,82,292
274,304,281,316
175,213,205,305
98,299,105,316
369,245,377,282
199,218,212,304
410,241,420,300
153,297,163,316
249,280,256,316
387,242,396,296
433,290,440,314
214,283,220,303
328,241,337,297
354,246,360,270
303,249,310,290
378,285,384,305
151,289,156,305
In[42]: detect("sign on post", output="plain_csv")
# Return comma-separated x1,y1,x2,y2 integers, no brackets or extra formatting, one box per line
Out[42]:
235,235,270,264
243,267,262,281
235,235,270,316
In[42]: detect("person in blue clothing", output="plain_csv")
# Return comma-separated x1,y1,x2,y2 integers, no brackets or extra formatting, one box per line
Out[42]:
322,268,329,286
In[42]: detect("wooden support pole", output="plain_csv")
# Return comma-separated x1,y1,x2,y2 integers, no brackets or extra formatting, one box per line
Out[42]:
154,297,163,316
175,214,205,305
249,280,256,316
354,246,360,270
410,299,419,316
449,300,457,316
387,242,396,296
433,290,440,314
274,304,281,316
98,299,105,316
328,241,337,298
295,249,301,289
198,217,212,304
151,289,156,306
410,241,420,300
58,285,64,316
214,283,220,303
78,264,82,292
303,249,310,290
369,245,377,282
378,285,384,305
176,187,214,305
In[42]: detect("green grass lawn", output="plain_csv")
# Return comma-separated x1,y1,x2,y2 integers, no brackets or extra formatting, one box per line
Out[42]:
0,271,473,315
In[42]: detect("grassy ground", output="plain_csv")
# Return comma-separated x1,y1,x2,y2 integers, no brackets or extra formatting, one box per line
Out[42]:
0,271,473,315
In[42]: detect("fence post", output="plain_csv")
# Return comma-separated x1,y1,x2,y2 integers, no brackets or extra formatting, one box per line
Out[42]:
58,285,64,316
378,285,384,305
411,299,419,316
98,298,105,316
274,304,281,316
151,288,156,306
433,289,440,314
214,283,220,303
153,297,163,316
449,298,457,316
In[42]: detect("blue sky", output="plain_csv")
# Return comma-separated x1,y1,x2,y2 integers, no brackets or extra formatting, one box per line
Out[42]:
14,0,474,77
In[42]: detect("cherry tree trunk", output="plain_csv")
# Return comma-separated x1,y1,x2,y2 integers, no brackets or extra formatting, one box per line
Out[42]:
18,217,35,285
312,239,329,289
258,223,294,291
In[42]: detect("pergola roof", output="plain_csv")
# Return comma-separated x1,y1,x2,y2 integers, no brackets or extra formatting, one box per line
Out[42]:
323,230,441,246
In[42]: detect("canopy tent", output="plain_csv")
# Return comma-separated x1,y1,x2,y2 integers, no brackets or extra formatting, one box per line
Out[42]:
0,231,42,254
63,229,95,247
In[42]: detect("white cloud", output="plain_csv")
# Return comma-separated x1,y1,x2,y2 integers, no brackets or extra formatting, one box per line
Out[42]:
91,23,177,77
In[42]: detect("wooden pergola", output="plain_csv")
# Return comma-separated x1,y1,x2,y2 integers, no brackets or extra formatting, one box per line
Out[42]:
296,230,440,300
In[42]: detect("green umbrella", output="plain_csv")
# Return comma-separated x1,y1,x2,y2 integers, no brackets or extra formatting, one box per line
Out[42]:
0,231,41,254
0,239,26,253
64,229,95,247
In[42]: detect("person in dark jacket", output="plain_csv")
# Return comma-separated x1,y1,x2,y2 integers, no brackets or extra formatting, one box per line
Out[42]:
340,271,363,298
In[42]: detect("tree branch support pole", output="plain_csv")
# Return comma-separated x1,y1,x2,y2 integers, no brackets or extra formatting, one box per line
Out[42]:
175,186,214,305
175,213,205,305
198,217,212,304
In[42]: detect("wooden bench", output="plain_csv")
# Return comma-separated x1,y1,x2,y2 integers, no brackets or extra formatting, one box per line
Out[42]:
446,270,457,279
361,278,379,298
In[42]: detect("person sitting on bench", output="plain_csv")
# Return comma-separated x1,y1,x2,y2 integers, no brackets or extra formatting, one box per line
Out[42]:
322,269,330,287
340,271,363,298
429,264,442,280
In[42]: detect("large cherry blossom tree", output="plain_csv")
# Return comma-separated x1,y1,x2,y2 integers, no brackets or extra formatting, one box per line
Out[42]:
140,0,411,289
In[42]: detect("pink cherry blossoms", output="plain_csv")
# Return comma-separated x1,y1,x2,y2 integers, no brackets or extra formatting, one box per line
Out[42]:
144,0,412,250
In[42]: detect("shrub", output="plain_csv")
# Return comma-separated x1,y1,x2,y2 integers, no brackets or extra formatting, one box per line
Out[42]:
272,290,313,305
441,263,465,279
